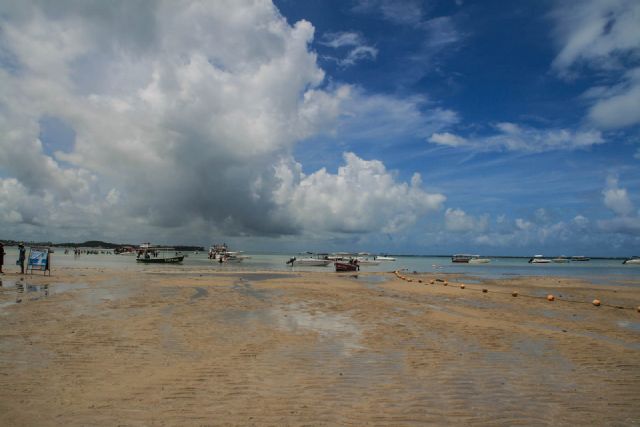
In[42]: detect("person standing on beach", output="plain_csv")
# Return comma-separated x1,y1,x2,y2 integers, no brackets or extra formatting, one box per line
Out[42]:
18,244,26,274
0,243,5,273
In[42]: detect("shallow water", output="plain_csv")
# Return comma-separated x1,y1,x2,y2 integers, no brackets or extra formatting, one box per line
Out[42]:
3,249,634,282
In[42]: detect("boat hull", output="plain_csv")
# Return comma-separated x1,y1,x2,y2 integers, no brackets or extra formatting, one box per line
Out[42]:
287,258,332,266
468,258,490,264
335,262,359,272
136,256,184,264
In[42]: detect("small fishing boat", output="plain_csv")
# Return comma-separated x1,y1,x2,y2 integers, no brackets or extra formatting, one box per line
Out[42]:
375,255,396,261
452,254,474,263
622,256,640,265
335,261,359,272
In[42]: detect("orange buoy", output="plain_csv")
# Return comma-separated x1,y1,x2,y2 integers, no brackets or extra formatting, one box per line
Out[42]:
460,284,465,289
512,291,518,297
592,299,601,306
443,281,448,286
482,288,488,293
547,294,555,301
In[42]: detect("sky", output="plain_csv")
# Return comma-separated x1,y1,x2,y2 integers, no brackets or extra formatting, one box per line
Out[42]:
0,0,639,256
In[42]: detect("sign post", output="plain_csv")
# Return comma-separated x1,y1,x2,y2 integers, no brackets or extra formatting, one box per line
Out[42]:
27,246,51,276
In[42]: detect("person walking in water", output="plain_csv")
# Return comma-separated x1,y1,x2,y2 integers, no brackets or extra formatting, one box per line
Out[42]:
18,243,26,274
0,242,5,274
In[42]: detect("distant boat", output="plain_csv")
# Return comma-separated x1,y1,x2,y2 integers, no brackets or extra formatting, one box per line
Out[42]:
552,256,570,263
375,255,396,261
452,254,474,263
136,245,184,264
452,254,490,263
570,256,590,262
468,256,491,264
622,256,640,265
529,255,551,264
286,256,332,267
335,261,359,272
354,256,381,266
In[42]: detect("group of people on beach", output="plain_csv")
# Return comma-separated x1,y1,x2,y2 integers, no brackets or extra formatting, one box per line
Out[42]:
0,243,27,274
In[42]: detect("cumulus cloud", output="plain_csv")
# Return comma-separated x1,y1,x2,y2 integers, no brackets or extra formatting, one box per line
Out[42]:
428,123,604,152
444,208,488,233
550,0,640,129
274,153,445,234
603,176,634,216
598,176,640,234
0,0,443,243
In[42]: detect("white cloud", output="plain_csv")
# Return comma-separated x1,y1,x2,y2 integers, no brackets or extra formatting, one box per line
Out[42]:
429,123,604,152
603,176,634,216
551,0,640,129
428,132,467,147
320,31,378,67
0,0,444,243
444,208,488,233
598,176,640,235
550,0,640,73
274,153,445,234
515,218,534,231
587,67,640,129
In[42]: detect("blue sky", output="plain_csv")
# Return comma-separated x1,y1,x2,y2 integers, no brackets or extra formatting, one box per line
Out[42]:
0,0,638,255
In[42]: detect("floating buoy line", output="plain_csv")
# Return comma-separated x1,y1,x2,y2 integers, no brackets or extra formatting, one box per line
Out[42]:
392,270,638,312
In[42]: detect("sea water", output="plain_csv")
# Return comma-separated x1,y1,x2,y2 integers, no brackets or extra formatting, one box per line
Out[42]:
1,246,637,285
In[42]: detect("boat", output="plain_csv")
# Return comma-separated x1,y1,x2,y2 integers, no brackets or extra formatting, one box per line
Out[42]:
286,256,332,267
622,256,640,265
354,256,381,266
375,255,396,261
571,256,590,262
552,256,570,263
529,255,551,264
221,251,250,263
468,255,491,264
335,260,359,272
136,244,184,264
452,254,474,263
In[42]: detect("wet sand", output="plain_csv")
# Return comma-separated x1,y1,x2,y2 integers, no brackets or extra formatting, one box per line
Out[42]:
1,267,639,426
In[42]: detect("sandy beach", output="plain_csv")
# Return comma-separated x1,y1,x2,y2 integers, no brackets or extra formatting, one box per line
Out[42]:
1,267,639,426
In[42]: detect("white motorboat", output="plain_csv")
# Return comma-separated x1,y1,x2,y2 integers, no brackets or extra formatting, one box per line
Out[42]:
552,256,570,263
529,255,551,264
355,257,381,266
375,255,396,261
286,256,332,267
622,256,640,265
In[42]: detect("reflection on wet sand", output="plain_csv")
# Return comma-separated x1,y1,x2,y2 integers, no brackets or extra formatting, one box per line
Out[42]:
0,267,639,425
